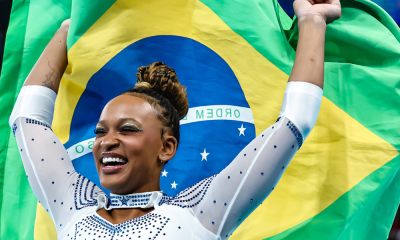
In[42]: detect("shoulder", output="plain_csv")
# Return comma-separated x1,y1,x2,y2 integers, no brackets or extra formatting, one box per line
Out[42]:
158,175,217,208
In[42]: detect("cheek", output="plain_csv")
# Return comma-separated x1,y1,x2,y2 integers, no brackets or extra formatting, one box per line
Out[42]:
124,132,162,159
92,138,102,161
123,136,149,156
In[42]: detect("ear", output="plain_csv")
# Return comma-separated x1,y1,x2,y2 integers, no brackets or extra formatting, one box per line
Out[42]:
159,135,178,163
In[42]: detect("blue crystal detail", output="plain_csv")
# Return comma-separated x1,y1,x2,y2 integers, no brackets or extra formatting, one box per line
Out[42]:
286,120,303,148
73,213,168,239
25,118,52,130
74,175,99,210
158,175,215,209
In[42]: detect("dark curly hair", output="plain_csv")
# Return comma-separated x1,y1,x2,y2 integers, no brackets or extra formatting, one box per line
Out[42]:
122,62,189,144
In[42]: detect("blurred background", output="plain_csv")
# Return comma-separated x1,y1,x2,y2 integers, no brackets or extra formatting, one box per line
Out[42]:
0,0,399,239
0,0,399,75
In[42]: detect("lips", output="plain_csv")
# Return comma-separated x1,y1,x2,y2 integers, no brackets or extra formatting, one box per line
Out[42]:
100,152,128,174
101,163,128,173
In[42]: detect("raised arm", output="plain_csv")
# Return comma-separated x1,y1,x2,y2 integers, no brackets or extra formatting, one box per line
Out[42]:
289,0,341,89
9,20,103,238
22,19,69,92
164,1,341,239
9,19,69,130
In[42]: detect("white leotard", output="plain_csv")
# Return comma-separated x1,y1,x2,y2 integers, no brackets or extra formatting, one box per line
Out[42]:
10,82,322,240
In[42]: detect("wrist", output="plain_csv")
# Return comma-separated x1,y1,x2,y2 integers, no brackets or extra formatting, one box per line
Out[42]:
57,26,69,35
55,29,68,42
298,13,327,29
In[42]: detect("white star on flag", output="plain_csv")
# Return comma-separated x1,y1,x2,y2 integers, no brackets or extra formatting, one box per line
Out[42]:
200,149,210,161
171,181,178,189
238,124,246,136
161,169,168,177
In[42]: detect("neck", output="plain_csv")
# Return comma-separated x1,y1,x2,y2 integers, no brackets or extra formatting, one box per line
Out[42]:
98,172,163,224
112,178,161,195
99,188,162,224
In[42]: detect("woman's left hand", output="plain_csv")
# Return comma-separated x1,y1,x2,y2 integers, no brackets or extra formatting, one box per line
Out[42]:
293,0,342,24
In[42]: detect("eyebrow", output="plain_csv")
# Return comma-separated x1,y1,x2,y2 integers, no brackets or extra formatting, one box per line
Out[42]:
97,118,143,129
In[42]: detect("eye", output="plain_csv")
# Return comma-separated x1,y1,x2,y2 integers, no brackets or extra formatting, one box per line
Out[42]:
94,128,106,135
120,125,142,132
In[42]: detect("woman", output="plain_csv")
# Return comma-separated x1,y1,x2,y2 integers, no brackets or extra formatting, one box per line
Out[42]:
9,0,341,239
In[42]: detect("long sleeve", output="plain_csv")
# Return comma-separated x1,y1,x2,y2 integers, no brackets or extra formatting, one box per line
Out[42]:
10,86,104,237
161,82,323,239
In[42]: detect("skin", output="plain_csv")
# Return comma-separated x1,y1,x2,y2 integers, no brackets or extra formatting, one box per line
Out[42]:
289,0,341,89
93,94,178,223
22,0,341,224
93,95,166,195
22,20,69,92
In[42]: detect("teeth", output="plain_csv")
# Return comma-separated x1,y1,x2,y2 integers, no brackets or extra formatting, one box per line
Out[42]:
102,157,126,164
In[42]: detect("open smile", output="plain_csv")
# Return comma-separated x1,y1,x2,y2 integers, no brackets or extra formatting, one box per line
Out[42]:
101,152,128,174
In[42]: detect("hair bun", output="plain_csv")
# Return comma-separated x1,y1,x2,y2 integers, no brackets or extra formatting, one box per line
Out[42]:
135,62,188,120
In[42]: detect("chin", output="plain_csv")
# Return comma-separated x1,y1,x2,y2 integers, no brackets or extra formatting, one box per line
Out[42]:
97,170,130,193
96,162,133,193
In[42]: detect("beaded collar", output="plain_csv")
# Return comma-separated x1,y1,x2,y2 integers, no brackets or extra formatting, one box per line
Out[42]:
97,191,163,210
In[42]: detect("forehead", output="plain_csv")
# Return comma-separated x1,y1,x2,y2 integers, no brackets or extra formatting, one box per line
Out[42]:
99,94,158,124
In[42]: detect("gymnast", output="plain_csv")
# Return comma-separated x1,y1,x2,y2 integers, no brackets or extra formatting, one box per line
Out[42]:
9,0,341,239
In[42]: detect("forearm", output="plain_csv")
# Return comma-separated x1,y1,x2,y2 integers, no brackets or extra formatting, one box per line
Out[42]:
288,15,327,89
10,22,69,127
23,26,68,94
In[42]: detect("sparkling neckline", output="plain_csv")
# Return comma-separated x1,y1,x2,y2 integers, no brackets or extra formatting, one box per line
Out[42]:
101,191,163,210
94,210,156,227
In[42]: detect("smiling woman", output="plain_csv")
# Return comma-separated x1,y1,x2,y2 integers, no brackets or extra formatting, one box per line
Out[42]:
8,0,341,239
92,63,188,198
91,63,190,224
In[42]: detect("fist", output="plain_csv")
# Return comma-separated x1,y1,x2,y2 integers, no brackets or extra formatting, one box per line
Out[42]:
293,0,342,24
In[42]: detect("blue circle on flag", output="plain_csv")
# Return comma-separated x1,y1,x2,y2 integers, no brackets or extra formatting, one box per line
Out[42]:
65,35,255,196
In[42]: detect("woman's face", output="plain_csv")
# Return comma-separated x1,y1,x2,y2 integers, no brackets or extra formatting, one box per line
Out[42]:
92,94,170,194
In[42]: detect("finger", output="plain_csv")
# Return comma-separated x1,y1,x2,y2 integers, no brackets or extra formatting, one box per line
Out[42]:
330,0,341,7
328,0,342,17
294,0,313,8
326,3,342,23
293,0,313,14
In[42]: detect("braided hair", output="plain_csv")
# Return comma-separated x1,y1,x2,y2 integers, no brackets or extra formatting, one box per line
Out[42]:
122,62,189,144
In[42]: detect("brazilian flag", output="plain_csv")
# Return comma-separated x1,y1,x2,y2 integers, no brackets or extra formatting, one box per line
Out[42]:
1,0,399,239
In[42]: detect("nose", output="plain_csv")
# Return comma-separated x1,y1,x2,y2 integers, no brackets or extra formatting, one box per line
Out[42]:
100,132,120,151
